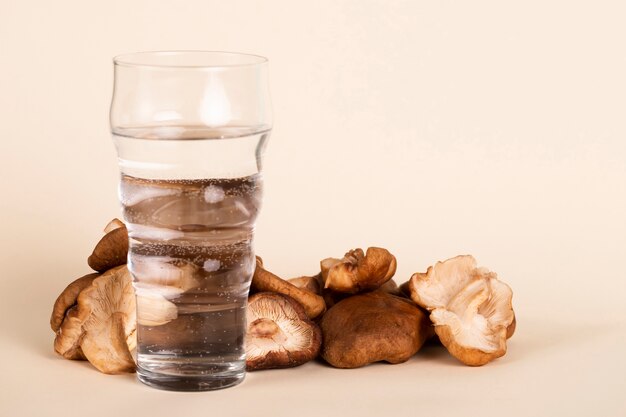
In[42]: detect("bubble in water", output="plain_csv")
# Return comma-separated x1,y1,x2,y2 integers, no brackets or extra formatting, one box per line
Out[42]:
204,185,225,203
203,259,221,272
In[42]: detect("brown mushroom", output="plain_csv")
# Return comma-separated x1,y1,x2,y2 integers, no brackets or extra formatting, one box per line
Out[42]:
53,306,87,360
246,292,322,371
252,257,326,319
408,255,515,366
320,291,431,368
320,247,397,293
88,219,129,272
76,265,136,374
50,273,99,332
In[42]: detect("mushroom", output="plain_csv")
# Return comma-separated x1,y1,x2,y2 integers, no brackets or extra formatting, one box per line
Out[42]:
131,257,200,326
51,272,100,360
76,265,137,374
88,219,129,272
50,272,99,333
320,291,432,368
288,274,322,295
320,247,397,293
246,292,322,371
252,257,326,319
53,306,87,360
408,255,515,366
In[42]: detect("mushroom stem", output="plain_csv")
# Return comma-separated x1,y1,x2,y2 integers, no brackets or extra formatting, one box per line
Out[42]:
252,257,326,319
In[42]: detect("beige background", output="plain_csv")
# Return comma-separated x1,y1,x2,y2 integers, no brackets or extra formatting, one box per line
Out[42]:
1,0,625,416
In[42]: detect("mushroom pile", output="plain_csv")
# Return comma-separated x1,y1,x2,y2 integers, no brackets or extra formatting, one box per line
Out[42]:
250,249,515,369
51,219,517,374
50,220,136,374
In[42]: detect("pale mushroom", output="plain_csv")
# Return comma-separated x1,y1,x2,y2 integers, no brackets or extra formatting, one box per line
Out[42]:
288,274,322,295
408,255,515,366
321,247,397,293
131,257,199,326
246,292,322,371
76,265,137,374
320,291,432,368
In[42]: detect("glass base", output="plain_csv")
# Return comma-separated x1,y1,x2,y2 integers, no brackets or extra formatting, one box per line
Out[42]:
136,356,246,392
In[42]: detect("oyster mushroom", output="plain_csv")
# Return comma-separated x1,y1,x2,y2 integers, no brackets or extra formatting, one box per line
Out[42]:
320,291,432,368
76,265,137,374
252,257,326,319
320,247,397,293
409,255,515,366
246,292,322,371
88,219,129,272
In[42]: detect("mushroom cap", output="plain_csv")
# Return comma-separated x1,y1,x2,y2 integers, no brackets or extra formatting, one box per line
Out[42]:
135,291,178,327
320,291,431,368
409,255,515,366
321,247,397,294
87,226,129,272
77,265,136,374
430,276,514,366
131,257,199,326
408,255,481,310
103,218,125,233
50,273,99,332
246,292,321,371
288,275,322,295
53,306,86,360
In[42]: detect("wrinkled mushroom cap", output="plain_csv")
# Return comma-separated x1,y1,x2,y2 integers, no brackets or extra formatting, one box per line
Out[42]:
320,291,431,368
321,247,397,294
246,292,321,370
53,306,86,360
77,265,136,374
50,273,99,332
288,275,322,295
88,223,129,272
409,255,481,309
409,255,515,366
431,277,514,366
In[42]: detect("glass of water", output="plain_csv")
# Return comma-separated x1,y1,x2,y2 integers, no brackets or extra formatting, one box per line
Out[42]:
110,51,271,391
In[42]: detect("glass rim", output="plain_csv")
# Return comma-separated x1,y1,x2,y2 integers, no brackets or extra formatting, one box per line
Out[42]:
113,50,268,69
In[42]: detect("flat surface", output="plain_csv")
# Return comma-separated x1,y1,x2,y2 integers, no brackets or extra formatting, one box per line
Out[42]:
1,1,625,416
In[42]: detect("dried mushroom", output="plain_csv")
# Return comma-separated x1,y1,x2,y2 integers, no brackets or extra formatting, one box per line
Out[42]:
320,291,432,368
252,257,326,319
50,273,99,333
409,255,515,366
246,292,322,371
53,306,87,360
76,265,137,374
88,219,129,272
51,273,100,360
320,247,397,293
288,275,322,295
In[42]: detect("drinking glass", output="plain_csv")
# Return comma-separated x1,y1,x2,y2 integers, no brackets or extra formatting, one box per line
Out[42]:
110,51,271,391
